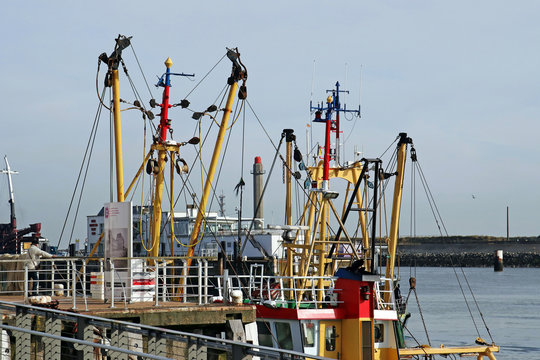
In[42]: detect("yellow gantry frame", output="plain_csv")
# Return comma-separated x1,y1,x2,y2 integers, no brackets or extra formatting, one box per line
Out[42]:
281,161,368,305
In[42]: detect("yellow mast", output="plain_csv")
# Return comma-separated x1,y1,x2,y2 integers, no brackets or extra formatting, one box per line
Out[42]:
384,133,411,304
184,49,247,270
284,129,294,225
87,35,131,259
112,69,125,202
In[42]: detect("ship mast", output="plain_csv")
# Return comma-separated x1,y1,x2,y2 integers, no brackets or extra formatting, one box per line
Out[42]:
383,133,411,304
103,35,132,203
184,49,247,268
146,59,195,258
87,35,132,259
1,156,18,230
281,82,363,305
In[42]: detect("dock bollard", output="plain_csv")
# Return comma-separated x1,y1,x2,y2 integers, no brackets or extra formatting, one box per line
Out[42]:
494,250,503,272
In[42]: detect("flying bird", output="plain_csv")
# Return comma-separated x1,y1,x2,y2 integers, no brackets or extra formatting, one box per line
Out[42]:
472,194,476,199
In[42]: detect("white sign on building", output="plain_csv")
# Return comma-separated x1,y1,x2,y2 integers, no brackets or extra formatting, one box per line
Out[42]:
103,201,133,300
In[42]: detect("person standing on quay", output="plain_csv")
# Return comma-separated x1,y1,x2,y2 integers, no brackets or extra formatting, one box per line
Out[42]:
25,239,54,296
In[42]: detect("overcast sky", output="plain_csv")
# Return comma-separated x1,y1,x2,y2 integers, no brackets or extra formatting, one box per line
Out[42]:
1,1,539,249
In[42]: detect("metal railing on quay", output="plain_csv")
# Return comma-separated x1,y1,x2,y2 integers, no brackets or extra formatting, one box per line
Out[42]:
0,256,219,309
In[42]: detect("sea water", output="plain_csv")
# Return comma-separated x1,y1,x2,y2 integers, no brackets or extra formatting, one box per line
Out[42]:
400,267,540,359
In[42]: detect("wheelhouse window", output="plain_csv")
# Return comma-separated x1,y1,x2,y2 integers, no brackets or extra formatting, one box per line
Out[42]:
374,324,384,343
325,325,336,351
275,322,293,350
301,322,315,347
257,321,273,347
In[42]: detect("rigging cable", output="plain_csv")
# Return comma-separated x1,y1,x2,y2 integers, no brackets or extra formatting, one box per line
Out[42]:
452,264,482,339
237,101,247,247
67,97,105,246
183,53,227,100
415,160,448,236
56,85,107,248
163,88,237,249
410,148,495,345
404,277,432,346
137,110,152,252
459,267,495,343
409,155,416,236
239,134,285,256
129,44,155,100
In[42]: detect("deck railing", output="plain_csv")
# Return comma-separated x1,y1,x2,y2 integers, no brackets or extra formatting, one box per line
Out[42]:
374,277,396,310
0,300,328,360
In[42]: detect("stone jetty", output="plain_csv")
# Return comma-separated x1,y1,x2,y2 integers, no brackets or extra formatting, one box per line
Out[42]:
386,236,540,267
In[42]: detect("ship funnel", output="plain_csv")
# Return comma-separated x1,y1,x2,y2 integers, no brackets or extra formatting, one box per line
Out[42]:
251,156,265,229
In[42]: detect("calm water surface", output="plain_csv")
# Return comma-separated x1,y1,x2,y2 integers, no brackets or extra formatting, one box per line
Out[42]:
400,267,540,360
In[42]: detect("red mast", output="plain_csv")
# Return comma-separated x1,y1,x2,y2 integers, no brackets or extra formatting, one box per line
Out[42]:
158,58,173,142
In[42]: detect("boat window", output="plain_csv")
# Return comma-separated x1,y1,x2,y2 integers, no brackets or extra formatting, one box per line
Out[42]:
174,222,188,236
374,324,384,343
301,322,315,347
275,322,293,350
325,325,336,351
256,321,273,347
362,321,373,360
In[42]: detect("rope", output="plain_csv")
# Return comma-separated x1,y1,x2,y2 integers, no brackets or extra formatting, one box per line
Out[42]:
95,60,110,111
402,324,430,357
412,287,431,346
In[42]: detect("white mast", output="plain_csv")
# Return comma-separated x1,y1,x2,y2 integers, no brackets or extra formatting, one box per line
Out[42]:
1,155,19,225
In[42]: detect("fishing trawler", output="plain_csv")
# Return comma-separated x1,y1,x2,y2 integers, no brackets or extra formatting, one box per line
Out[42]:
76,35,499,359
218,84,501,359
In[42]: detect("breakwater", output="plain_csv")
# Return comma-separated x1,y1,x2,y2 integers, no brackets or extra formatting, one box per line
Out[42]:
390,251,540,267
389,236,540,267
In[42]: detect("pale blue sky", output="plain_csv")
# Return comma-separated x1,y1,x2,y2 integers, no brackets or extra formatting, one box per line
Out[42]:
1,1,539,248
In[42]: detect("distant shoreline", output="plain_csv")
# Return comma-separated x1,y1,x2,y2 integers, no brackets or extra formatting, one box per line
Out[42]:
392,236,540,267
